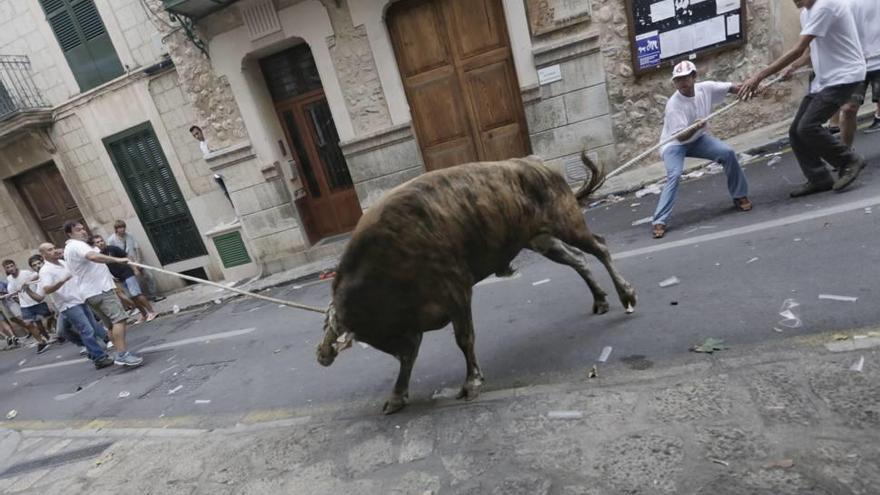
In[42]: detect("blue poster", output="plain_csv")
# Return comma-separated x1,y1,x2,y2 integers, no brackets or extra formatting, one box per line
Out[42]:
636,31,661,70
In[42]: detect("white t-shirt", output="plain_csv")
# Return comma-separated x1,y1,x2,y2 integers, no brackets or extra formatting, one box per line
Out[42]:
850,0,880,72
64,239,114,299
659,81,731,154
6,270,40,308
200,140,210,156
801,0,866,93
38,261,84,312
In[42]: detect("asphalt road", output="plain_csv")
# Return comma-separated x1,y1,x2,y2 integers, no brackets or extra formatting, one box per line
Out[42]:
2,128,879,427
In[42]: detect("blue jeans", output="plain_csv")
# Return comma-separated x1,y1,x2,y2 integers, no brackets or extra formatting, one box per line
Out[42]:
61,304,109,361
653,134,749,226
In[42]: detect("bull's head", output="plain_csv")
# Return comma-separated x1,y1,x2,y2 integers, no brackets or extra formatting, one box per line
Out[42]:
316,301,353,367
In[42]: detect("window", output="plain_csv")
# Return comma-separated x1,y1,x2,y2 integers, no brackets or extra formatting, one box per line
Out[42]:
104,123,208,265
39,0,124,91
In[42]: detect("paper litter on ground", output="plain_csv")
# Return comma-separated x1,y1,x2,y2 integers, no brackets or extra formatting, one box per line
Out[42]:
659,276,680,288
818,294,858,302
849,356,864,372
598,346,613,363
635,184,662,198
547,411,583,420
532,279,551,286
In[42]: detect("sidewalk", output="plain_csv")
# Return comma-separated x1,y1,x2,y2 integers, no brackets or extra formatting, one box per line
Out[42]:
148,106,879,319
1,328,878,494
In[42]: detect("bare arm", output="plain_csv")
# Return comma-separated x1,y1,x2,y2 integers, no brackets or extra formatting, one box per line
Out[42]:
675,120,707,142
85,252,129,265
23,283,44,302
738,35,814,99
41,273,73,295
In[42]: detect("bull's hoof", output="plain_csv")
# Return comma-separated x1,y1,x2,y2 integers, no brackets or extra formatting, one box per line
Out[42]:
621,289,638,313
593,299,610,314
456,379,483,401
382,394,408,415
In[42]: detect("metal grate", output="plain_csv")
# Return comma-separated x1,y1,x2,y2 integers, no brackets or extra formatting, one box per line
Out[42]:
213,230,252,268
0,55,50,120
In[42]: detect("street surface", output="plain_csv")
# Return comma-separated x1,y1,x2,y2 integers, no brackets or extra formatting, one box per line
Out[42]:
1,130,879,429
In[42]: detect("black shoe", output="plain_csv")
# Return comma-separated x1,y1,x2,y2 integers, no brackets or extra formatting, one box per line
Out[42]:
828,125,841,135
833,155,866,192
6,337,11,347
790,181,833,198
36,342,51,354
94,356,114,369
865,117,880,134
151,296,166,303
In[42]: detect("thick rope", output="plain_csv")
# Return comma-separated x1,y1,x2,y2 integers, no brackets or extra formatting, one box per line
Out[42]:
606,71,808,180
128,261,327,314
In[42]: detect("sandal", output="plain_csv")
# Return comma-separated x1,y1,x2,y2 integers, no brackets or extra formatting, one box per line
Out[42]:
733,197,753,211
652,224,666,239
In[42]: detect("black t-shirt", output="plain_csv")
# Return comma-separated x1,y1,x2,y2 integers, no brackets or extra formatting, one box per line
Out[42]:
101,245,134,281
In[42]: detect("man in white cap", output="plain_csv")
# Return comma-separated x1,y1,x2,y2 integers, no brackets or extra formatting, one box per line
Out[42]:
651,61,751,239
739,0,866,197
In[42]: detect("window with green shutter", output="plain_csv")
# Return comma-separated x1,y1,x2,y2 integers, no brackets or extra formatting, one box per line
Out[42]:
104,123,208,265
39,0,124,92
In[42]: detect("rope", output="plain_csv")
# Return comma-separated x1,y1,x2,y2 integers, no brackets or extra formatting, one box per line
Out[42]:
128,261,327,314
605,71,808,180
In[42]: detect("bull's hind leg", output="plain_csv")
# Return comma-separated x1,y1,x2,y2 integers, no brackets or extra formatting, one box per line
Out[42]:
382,333,423,415
450,292,484,401
564,230,637,313
528,234,610,314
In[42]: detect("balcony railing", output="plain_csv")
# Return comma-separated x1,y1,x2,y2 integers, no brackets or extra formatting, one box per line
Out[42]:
0,55,49,120
0,55,52,141
162,0,239,20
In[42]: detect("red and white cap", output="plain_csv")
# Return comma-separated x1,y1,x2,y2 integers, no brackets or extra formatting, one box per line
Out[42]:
671,61,697,80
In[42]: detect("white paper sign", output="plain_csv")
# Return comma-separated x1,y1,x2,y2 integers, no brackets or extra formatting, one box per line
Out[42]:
692,16,727,49
650,0,675,22
660,25,694,58
715,0,740,14
726,14,740,35
537,64,562,85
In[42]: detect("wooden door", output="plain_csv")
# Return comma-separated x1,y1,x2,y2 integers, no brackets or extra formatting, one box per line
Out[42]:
277,89,362,244
388,0,530,171
13,162,84,247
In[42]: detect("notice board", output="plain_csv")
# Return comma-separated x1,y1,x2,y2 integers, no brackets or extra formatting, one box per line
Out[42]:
624,0,747,76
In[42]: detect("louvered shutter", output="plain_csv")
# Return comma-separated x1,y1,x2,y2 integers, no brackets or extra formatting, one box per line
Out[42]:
105,124,208,265
39,0,123,91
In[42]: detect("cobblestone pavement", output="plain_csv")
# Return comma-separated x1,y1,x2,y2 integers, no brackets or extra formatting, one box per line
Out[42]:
2,330,879,494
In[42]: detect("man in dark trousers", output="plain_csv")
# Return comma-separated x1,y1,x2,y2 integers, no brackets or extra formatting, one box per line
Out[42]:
739,0,866,197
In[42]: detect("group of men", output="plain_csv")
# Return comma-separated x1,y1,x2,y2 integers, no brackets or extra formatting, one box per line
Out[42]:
650,0,878,238
1,220,165,369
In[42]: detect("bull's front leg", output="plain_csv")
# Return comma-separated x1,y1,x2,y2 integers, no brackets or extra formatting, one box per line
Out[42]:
383,333,423,415
451,294,484,401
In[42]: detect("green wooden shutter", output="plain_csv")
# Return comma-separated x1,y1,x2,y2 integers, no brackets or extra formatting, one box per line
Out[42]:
213,231,252,268
105,123,208,265
39,0,124,91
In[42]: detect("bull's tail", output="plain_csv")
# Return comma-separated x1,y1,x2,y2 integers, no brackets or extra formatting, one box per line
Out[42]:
574,151,606,202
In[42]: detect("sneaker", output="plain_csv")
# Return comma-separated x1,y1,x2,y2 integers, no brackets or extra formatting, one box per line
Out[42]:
145,312,157,322
790,181,833,198
114,351,144,367
94,356,114,369
36,342,51,354
827,125,841,135
106,341,115,350
833,155,866,192
132,315,145,325
5,337,12,347
12,338,20,347
79,347,87,356
864,116,880,134
151,296,166,303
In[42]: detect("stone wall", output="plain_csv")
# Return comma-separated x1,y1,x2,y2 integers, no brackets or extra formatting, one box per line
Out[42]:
51,114,126,226
0,0,71,105
143,0,249,151
321,0,392,137
148,70,215,196
590,0,804,164
110,0,169,68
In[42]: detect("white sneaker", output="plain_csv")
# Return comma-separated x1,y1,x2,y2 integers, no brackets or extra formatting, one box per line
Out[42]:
146,312,157,322
106,341,115,350
79,347,87,356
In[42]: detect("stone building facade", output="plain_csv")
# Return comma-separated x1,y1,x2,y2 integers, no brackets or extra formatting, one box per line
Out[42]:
0,0,806,284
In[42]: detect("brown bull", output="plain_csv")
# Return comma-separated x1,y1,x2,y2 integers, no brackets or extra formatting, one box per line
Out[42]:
317,153,637,414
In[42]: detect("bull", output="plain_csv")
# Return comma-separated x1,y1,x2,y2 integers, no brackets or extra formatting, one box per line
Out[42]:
317,153,637,414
